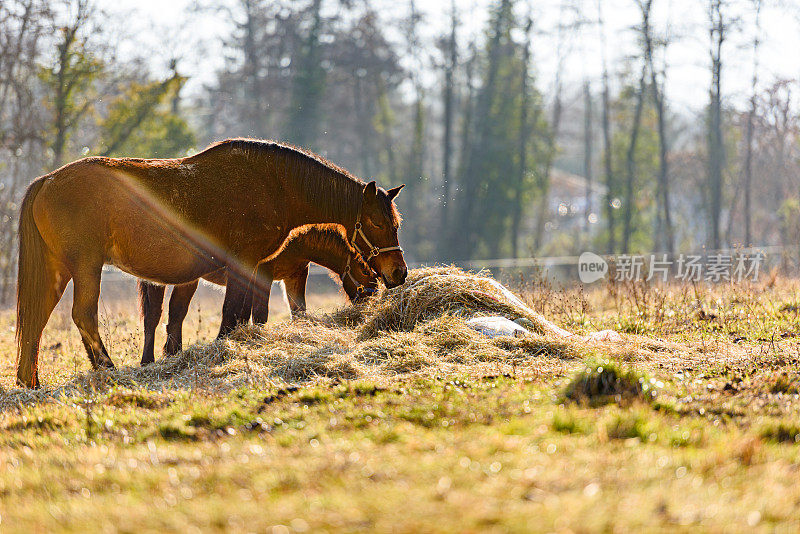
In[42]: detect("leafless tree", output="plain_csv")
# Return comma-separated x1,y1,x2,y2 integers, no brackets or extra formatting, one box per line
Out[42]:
598,0,615,253
707,0,730,249
743,0,761,246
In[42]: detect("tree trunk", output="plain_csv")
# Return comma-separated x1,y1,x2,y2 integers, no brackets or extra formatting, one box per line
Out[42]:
708,0,725,250
533,90,563,253
376,78,398,186
242,0,261,136
405,89,425,246
641,0,674,254
452,0,510,259
353,72,372,178
286,0,324,148
439,2,457,253
583,81,593,235
510,15,533,258
622,64,647,253
744,0,761,246
52,31,73,168
448,41,477,260
599,0,615,253
532,4,568,254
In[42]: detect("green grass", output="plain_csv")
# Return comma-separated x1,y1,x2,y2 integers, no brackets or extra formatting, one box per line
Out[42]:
3,279,800,531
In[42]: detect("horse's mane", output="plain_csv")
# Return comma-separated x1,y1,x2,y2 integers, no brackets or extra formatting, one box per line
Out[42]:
193,138,401,228
199,138,363,183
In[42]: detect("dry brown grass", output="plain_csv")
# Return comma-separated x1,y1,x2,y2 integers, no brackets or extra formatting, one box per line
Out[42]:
0,266,671,412
5,270,800,531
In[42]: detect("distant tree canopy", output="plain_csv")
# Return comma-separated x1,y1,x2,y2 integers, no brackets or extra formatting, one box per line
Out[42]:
98,70,195,158
204,0,554,261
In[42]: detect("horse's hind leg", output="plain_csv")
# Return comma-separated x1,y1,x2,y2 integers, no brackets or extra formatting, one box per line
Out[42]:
217,271,254,338
138,281,165,366
71,262,115,370
16,258,71,388
164,280,199,355
282,265,309,318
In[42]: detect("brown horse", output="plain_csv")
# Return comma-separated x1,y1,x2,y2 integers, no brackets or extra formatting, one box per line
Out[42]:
16,138,406,388
137,224,378,365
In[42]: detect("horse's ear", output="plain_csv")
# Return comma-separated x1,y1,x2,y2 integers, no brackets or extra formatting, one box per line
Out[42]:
363,181,377,199
386,184,405,200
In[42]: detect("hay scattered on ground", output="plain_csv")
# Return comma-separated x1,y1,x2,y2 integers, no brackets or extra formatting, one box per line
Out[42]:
0,266,672,411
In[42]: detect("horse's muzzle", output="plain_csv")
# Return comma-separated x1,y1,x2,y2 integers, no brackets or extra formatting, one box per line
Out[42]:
383,266,407,288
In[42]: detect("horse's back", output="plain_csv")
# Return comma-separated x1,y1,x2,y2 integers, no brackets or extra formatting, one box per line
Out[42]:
31,157,225,283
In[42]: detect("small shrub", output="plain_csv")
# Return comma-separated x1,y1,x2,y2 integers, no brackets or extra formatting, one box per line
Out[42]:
601,411,652,441
551,409,589,434
298,390,332,405
759,420,800,443
158,419,198,440
562,359,656,406
106,388,170,409
5,413,67,431
768,373,799,395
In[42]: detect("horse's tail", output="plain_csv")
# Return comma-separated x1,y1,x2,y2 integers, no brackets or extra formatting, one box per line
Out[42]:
137,279,154,319
16,177,52,388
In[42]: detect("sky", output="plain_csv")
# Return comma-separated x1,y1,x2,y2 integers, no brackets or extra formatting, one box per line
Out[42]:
96,0,800,115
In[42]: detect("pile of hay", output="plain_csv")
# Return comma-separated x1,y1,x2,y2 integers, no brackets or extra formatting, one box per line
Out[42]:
1,267,643,410
336,267,576,338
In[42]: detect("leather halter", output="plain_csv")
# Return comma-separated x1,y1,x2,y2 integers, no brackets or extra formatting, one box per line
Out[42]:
340,193,402,298
349,195,403,261
341,257,375,298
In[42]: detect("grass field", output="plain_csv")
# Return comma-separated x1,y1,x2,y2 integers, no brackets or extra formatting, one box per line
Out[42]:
2,269,800,532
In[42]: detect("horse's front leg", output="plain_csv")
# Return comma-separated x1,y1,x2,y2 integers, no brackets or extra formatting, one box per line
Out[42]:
251,264,273,325
217,269,254,338
283,265,309,318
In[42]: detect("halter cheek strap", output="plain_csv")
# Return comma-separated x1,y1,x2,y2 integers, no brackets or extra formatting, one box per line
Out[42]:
351,222,403,260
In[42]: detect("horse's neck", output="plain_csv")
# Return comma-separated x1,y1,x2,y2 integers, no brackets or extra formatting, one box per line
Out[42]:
286,167,361,230
289,233,349,274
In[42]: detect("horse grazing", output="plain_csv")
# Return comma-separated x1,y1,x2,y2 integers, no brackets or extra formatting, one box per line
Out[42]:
16,138,406,388
137,224,378,365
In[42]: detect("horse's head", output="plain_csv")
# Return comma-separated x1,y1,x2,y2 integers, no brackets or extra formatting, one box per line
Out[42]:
340,251,379,303
355,181,407,288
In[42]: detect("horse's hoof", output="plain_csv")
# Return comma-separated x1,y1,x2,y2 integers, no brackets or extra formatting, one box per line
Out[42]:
16,374,40,389
164,335,182,356
96,356,116,369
